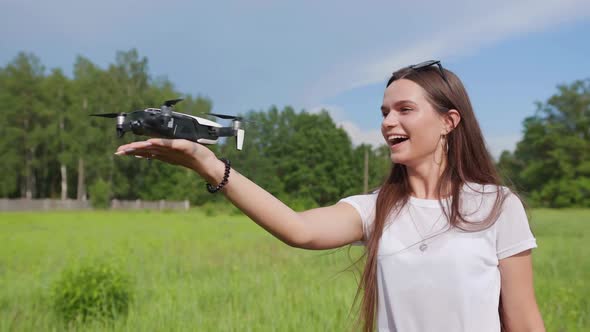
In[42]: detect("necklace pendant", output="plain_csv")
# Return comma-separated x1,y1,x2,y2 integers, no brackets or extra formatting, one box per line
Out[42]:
419,243,428,252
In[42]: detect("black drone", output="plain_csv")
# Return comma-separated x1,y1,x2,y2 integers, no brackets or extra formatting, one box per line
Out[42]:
91,99,245,150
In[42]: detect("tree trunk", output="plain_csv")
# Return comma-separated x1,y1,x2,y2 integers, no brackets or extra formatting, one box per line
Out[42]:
59,86,68,200
20,180,26,199
76,97,88,201
25,147,35,199
60,165,67,200
77,157,86,201
21,113,27,198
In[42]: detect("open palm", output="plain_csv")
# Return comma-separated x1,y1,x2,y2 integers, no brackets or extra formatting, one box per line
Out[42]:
115,138,217,174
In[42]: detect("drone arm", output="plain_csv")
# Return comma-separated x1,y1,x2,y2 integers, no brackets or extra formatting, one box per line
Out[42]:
216,127,235,137
213,127,244,150
117,122,132,138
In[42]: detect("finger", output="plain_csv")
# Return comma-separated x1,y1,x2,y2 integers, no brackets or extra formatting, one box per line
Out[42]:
137,151,159,159
117,145,174,156
147,138,175,147
126,141,153,150
116,147,179,162
115,141,153,154
122,149,161,160
141,145,189,154
115,143,142,154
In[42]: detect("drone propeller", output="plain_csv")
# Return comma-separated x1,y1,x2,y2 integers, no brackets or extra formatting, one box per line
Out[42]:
164,98,184,107
90,113,126,118
205,113,260,131
207,113,242,120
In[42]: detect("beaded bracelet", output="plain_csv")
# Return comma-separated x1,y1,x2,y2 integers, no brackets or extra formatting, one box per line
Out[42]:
206,158,231,193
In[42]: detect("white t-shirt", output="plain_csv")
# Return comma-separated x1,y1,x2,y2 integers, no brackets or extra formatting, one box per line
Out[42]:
339,182,537,332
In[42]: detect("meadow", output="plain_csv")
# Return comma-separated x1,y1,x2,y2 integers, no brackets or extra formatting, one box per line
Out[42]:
0,208,588,331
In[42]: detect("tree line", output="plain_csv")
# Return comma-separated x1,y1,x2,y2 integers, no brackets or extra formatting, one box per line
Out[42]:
0,50,588,207
0,50,390,209
497,79,590,207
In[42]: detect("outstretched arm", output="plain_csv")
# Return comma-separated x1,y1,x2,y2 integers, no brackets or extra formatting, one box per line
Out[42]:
115,138,364,250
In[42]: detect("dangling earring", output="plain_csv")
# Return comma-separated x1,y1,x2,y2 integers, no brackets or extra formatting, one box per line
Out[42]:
434,134,447,165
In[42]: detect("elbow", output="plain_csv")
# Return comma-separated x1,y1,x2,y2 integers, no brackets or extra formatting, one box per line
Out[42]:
285,239,305,249
283,226,315,250
282,216,314,249
284,233,313,249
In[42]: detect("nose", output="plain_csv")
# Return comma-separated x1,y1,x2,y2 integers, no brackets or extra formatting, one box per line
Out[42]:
382,111,399,129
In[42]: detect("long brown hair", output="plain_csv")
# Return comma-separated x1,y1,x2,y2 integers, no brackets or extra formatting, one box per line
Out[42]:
353,65,511,331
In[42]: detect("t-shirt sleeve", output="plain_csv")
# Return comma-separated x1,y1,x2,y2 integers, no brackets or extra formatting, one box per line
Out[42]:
338,194,377,245
495,192,537,260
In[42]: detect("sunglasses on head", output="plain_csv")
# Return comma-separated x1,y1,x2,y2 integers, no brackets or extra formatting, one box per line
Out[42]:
407,60,452,90
387,59,452,89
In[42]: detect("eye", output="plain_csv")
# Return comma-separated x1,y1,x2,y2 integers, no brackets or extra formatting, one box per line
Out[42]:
381,110,389,118
400,107,413,113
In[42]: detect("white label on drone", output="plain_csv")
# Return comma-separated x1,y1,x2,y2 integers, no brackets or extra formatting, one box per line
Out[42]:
167,118,174,128
172,112,222,127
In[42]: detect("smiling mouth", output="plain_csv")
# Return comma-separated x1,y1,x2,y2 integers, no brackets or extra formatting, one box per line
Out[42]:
388,136,409,147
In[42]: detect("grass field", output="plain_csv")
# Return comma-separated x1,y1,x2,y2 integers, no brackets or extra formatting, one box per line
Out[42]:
0,208,588,331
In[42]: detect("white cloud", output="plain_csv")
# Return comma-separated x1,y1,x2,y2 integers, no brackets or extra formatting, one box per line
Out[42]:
302,0,587,163
338,121,384,147
305,0,590,103
307,104,384,147
307,104,345,120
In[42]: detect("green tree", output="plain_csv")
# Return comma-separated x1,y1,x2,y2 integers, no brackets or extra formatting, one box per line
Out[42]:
498,79,590,207
0,53,46,198
349,143,391,196
221,107,289,199
42,68,73,199
223,107,359,207
0,50,383,207
71,56,106,200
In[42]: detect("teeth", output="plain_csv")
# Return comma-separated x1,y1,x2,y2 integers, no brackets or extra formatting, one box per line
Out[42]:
388,135,408,141
387,135,409,146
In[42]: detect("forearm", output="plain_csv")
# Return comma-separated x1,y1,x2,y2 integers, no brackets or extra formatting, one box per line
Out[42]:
115,139,362,250
201,158,310,248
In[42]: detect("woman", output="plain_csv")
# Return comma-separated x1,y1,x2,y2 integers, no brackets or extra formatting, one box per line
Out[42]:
115,60,545,331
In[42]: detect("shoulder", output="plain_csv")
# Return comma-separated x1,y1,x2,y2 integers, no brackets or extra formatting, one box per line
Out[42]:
339,191,378,208
460,182,530,229
338,191,379,245
461,182,511,196
338,191,379,222
459,182,524,220
460,182,520,205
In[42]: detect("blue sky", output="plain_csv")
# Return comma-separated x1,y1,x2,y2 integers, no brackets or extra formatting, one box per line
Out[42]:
1,0,589,158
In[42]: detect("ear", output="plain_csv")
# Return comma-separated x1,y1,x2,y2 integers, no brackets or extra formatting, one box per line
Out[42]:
442,109,461,135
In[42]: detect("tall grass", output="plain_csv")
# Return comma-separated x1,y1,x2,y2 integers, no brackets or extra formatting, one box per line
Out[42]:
529,209,589,331
0,209,587,331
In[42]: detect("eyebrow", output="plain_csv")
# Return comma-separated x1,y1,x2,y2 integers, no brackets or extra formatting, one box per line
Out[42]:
380,100,418,111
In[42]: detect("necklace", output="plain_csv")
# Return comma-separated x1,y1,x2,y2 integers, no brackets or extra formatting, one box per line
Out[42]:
407,204,445,252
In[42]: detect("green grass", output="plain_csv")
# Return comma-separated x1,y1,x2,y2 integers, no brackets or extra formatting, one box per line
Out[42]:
529,209,589,331
0,210,363,331
0,209,588,331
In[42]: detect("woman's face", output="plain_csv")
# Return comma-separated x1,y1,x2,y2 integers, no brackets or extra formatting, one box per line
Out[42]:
381,78,447,167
